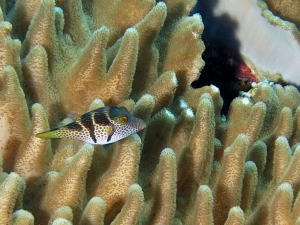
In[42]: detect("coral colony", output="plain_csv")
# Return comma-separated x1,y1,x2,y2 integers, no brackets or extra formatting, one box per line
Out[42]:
1,0,300,224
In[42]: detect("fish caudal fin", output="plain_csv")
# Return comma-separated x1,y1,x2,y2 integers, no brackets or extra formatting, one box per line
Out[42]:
35,128,60,139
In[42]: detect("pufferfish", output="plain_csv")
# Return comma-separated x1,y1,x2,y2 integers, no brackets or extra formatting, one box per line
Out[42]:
36,106,146,145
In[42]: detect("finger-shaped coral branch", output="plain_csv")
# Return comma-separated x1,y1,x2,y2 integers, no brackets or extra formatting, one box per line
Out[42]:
273,107,293,139
21,0,58,60
132,2,167,98
189,93,215,184
140,109,175,181
143,148,177,224
25,144,94,223
148,71,177,114
281,145,300,190
240,161,258,216
50,143,78,172
273,137,292,185
213,134,249,225
292,187,300,222
194,185,214,225
264,0,300,27
175,93,216,224
0,66,30,172
48,206,73,225
273,85,300,112
246,140,267,176
0,21,21,76
159,14,204,92
0,172,26,224
291,106,300,146
170,107,195,163
164,0,196,16
252,84,281,137
52,218,72,225
12,209,34,225
14,103,53,185
111,184,144,225
8,0,40,38
56,0,90,46
22,45,60,125
184,85,223,124
91,0,154,44
271,183,294,224
247,139,300,224
223,98,266,149
93,134,141,222
224,207,245,225
104,28,139,104
79,197,106,225
131,94,155,142
60,27,139,113
58,27,109,113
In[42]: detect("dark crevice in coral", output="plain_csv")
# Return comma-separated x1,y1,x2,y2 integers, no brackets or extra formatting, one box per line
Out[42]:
4,0,16,15
190,0,251,115
191,42,254,115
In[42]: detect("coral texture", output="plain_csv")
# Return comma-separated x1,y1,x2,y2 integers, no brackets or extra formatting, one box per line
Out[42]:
264,0,300,28
0,0,300,225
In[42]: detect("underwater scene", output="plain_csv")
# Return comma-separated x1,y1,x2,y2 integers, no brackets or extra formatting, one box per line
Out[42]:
1,0,300,224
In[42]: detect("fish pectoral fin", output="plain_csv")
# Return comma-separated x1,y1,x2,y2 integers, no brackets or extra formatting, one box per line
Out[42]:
106,124,115,143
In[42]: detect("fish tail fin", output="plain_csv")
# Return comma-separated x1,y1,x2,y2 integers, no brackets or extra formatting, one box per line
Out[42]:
35,128,60,139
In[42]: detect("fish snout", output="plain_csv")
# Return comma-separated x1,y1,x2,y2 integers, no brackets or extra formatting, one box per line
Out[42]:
128,117,146,132
139,119,147,130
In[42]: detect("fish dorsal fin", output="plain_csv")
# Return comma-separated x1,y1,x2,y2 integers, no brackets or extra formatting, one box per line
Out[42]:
66,112,79,121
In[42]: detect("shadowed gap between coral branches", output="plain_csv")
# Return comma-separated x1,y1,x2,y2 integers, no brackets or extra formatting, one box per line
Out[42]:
190,0,251,115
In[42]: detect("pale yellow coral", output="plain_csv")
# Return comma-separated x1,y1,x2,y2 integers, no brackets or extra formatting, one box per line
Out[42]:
213,134,249,224
52,218,73,225
224,207,245,225
111,184,144,225
0,172,26,224
25,144,94,223
59,27,139,112
264,0,300,27
49,206,73,224
14,103,53,185
12,209,34,225
91,135,141,222
0,66,30,172
145,148,177,224
194,185,214,224
0,0,300,225
90,0,155,45
79,197,106,225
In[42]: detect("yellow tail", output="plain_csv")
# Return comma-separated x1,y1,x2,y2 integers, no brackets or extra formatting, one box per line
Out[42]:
35,129,59,139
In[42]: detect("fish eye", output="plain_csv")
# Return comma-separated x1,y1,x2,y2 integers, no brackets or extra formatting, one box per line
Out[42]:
112,116,127,124
119,116,127,123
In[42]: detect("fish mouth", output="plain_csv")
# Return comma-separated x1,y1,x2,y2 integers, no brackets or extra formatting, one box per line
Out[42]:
136,119,147,131
140,121,147,130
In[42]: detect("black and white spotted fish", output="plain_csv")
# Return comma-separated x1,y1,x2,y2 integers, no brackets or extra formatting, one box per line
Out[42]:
36,106,146,145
